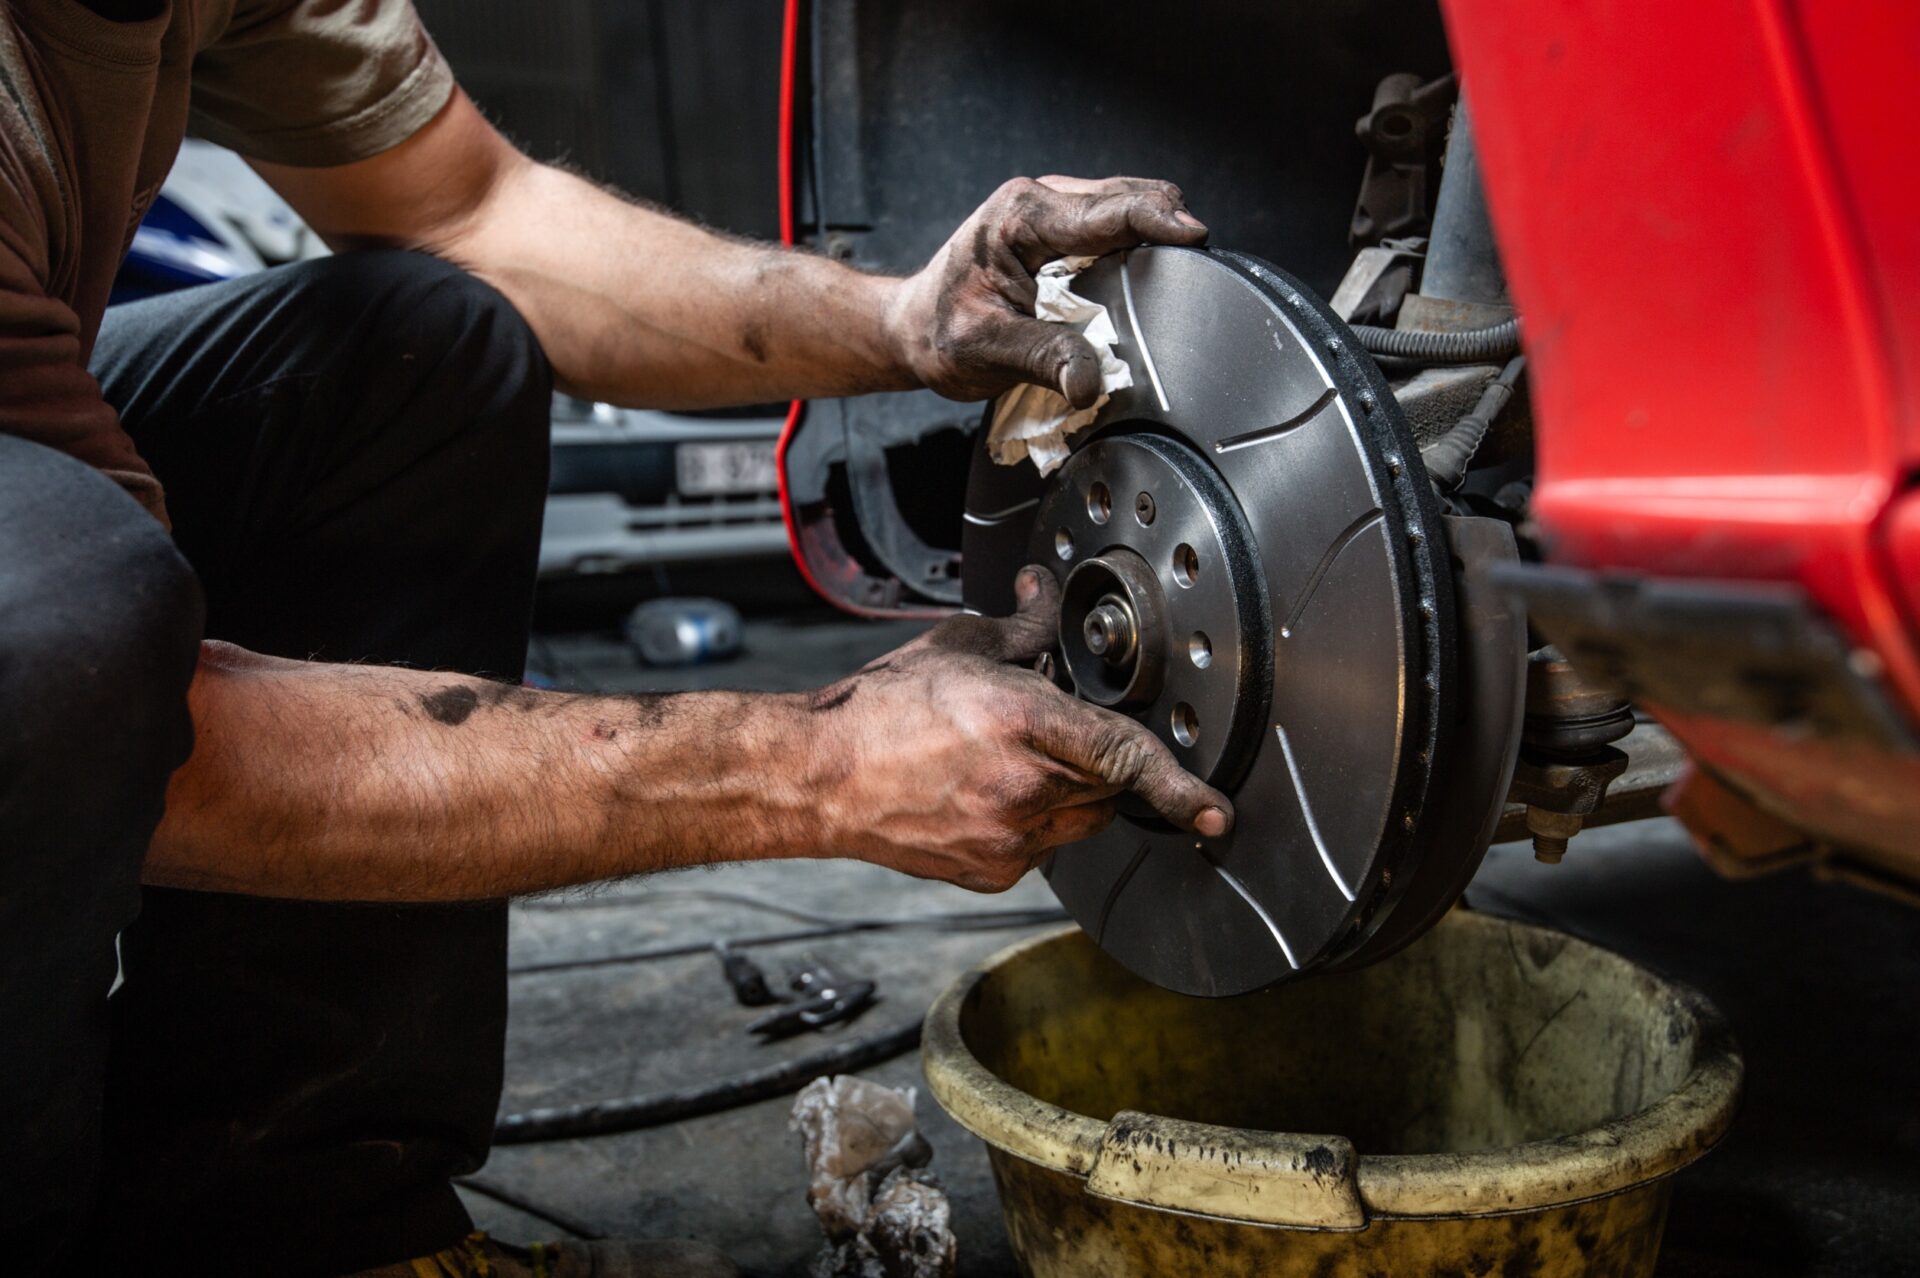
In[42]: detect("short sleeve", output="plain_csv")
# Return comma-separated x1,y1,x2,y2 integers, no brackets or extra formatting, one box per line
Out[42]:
188,0,456,168
0,130,167,524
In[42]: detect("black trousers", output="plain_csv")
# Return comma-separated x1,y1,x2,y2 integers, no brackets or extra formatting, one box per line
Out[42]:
0,250,552,1274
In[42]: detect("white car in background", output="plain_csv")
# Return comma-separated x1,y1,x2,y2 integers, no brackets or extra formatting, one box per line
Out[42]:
122,140,789,582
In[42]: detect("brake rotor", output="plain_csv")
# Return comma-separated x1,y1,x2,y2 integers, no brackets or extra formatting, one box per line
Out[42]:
962,246,1460,996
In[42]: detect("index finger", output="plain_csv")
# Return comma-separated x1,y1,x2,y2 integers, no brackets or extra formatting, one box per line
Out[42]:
1002,181,1208,273
1035,175,1186,198
1024,696,1233,837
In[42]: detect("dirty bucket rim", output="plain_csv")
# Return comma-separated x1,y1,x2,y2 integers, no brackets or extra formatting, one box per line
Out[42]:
921,914,1743,1227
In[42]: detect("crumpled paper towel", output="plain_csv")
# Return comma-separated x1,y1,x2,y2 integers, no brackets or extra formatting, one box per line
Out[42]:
791,1075,955,1278
985,254,1133,476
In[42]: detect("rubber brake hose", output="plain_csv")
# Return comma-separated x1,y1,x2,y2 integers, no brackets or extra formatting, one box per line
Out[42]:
1420,356,1527,491
1350,316,1521,364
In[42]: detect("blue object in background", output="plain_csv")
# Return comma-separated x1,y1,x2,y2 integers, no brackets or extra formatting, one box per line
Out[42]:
113,139,323,304
112,194,255,303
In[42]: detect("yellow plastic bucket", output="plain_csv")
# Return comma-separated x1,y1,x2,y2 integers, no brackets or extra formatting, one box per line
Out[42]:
923,910,1742,1277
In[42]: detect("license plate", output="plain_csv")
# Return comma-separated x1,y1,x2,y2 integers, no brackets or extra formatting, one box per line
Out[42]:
676,440,779,496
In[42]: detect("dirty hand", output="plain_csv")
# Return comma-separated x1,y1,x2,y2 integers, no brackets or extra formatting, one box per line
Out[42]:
886,176,1208,408
806,567,1232,892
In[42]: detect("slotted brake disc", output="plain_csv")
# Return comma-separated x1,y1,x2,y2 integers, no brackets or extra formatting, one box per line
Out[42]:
962,246,1461,997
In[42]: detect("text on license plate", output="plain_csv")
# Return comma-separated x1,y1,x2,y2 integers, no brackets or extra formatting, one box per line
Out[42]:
676,440,779,496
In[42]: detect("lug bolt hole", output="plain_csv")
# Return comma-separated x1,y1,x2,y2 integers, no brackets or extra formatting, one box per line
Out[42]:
1171,702,1199,747
1054,528,1074,560
1172,543,1200,587
1189,632,1212,669
1086,482,1112,525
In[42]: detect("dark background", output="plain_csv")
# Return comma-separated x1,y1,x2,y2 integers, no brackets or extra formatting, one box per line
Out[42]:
414,0,785,240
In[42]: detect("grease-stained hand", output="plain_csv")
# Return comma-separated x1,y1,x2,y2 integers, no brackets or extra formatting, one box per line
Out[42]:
806,566,1232,893
887,176,1208,408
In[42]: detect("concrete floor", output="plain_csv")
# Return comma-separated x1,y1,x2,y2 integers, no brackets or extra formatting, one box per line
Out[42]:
475,609,1920,1277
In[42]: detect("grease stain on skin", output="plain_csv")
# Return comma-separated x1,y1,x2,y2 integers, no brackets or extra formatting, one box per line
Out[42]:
741,320,770,363
628,696,671,730
477,680,544,712
419,685,479,726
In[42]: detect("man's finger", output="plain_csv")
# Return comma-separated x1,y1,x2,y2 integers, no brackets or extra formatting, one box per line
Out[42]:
998,564,1062,661
922,564,1060,663
968,314,1106,409
1027,699,1234,837
1007,185,1208,273
1034,175,1183,198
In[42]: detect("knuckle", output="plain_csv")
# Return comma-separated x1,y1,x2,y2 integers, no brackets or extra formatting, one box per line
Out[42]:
1128,190,1174,222
1090,722,1156,783
995,763,1050,813
992,176,1041,210
1024,326,1074,372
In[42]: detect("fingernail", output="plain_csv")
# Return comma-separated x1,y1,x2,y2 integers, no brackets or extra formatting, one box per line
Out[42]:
1196,806,1230,837
1174,210,1206,230
1015,568,1040,600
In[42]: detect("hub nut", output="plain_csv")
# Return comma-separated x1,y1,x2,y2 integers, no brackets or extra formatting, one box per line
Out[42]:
1083,596,1138,664
1057,548,1167,709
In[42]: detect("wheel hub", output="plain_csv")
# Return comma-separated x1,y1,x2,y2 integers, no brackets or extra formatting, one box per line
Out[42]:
1039,433,1271,788
961,246,1463,996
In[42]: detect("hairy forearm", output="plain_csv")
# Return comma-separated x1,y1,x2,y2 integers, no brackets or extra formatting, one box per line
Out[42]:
146,643,823,901
447,160,914,407
258,94,915,408
259,92,1206,413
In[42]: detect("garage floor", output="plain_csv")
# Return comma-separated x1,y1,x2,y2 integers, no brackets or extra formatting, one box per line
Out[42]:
473,610,1920,1277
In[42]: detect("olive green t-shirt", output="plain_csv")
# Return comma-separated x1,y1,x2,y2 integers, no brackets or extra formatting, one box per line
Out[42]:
0,0,456,524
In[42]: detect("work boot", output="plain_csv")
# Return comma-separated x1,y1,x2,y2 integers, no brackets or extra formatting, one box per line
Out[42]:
352,1231,741,1278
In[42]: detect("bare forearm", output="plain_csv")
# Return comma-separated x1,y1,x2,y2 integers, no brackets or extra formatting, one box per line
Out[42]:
146,643,821,901
448,161,914,407
256,91,1208,412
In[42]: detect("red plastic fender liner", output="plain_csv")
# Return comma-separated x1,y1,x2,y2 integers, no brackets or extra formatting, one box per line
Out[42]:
1440,0,1920,718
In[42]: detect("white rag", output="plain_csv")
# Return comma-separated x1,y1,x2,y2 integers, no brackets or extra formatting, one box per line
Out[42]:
985,255,1133,476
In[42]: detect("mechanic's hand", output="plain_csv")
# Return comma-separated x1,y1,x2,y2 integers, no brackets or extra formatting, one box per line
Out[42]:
807,566,1232,893
888,176,1208,408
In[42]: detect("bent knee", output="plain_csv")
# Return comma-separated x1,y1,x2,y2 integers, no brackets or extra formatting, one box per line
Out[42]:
0,438,202,757
287,249,552,438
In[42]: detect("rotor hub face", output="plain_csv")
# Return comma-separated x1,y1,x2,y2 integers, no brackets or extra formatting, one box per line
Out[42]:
1038,434,1269,786
961,246,1456,997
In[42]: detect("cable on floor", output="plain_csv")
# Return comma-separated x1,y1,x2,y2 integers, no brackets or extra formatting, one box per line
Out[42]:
508,904,1068,976
493,1018,923,1145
